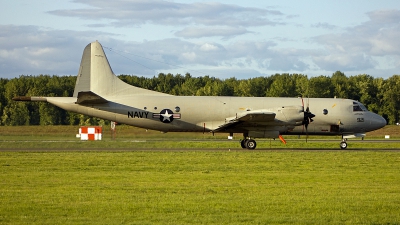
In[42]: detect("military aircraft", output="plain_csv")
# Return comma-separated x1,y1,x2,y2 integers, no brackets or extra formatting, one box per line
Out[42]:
13,41,386,149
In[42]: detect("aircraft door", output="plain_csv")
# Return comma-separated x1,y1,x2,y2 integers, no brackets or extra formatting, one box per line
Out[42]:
330,125,339,133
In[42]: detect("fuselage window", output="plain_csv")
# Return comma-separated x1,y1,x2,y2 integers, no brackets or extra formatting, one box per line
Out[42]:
353,105,363,111
353,102,368,112
359,103,368,111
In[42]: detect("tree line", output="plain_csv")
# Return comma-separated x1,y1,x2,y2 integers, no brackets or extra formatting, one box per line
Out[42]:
1,71,399,126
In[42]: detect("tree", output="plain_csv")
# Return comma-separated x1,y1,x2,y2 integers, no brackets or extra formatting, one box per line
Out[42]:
293,74,309,97
308,76,334,98
39,103,62,125
248,77,271,97
369,77,385,114
267,74,296,97
0,72,399,126
180,76,203,96
0,78,8,125
347,74,376,105
331,71,348,98
381,75,400,124
197,79,231,96
1,102,30,125
235,79,253,97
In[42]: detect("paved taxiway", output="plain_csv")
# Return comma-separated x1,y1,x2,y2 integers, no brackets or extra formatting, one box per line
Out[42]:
1,139,400,151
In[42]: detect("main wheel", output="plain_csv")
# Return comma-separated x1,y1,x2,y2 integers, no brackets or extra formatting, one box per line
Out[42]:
340,141,347,149
245,139,257,150
240,139,246,149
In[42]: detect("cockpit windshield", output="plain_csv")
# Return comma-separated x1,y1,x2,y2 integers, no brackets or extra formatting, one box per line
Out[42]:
353,101,368,112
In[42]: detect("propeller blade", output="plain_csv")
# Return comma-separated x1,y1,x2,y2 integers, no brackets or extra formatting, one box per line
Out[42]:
306,118,309,142
300,96,314,141
300,96,314,142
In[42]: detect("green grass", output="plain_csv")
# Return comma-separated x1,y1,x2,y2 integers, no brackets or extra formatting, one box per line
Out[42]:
1,125,400,224
1,151,400,224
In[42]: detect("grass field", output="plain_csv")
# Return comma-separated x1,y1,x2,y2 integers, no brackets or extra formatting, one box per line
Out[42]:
1,151,400,224
0,125,399,150
1,125,400,224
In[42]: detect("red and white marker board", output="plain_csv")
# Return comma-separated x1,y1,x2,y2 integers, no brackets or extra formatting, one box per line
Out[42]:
79,126,102,140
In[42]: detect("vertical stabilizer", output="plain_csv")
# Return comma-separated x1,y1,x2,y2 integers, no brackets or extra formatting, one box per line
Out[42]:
73,41,169,97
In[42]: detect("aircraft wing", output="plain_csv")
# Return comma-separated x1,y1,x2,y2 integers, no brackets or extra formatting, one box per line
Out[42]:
235,112,276,122
212,111,276,132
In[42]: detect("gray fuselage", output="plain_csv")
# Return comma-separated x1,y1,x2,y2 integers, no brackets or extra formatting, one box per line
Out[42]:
47,95,386,137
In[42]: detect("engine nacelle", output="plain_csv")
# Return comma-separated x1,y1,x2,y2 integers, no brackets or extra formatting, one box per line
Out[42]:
274,106,304,126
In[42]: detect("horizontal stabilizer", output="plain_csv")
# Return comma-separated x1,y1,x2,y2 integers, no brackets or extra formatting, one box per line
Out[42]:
75,91,108,104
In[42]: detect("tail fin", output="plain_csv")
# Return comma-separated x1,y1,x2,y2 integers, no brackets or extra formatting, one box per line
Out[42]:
73,41,169,97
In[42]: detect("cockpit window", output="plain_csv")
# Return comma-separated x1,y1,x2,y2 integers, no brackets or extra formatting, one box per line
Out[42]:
353,101,368,112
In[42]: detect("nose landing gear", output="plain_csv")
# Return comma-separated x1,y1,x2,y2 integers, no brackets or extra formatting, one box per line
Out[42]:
340,138,348,149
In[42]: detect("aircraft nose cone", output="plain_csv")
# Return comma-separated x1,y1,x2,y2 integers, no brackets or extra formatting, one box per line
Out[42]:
378,115,387,128
371,113,386,130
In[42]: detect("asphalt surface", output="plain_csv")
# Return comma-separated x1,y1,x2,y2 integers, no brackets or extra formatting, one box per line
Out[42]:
1,139,400,151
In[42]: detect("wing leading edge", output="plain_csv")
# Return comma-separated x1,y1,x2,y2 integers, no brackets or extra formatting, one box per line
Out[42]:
212,105,305,135
213,111,276,133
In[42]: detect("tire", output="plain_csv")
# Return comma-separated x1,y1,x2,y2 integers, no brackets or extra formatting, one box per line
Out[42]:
340,141,347,149
245,139,257,150
240,139,246,149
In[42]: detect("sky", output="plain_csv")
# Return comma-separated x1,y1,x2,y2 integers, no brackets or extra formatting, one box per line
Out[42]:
0,0,400,79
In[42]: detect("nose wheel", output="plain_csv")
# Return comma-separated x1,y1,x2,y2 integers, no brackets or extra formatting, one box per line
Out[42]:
340,139,348,149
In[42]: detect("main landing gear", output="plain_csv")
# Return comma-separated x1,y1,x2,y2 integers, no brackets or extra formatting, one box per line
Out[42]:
240,139,257,150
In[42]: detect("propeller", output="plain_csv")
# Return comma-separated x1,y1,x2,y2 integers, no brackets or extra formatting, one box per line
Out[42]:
301,97,315,142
